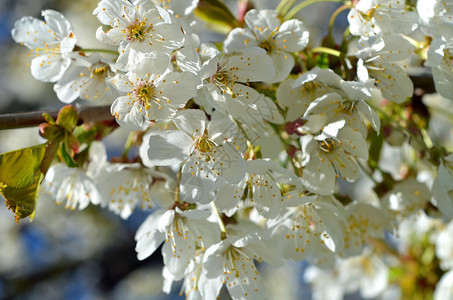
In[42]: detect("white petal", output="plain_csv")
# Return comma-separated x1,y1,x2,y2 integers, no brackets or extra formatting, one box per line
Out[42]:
207,112,238,143
214,143,246,183
198,267,223,300
180,157,216,204
370,63,413,104
135,210,167,260
155,71,200,106
432,164,453,219
224,47,275,83
274,19,309,52
268,51,294,83
146,130,193,166
432,66,453,100
301,155,336,194
338,127,369,160
111,97,147,131
223,28,258,53
225,257,267,300
42,9,74,37
357,100,380,132
244,9,280,40
31,56,71,82
173,109,207,137
54,65,87,103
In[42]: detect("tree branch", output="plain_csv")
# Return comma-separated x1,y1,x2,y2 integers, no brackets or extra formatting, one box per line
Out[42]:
0,105,113,130
0,71,436,131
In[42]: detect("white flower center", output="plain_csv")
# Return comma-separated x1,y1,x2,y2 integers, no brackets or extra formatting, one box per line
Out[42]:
126,20,152,42
259,39,274,54
340,100,356,115
319,138,336,153
133,82,155,110
300,80,328,99
90,62,111,80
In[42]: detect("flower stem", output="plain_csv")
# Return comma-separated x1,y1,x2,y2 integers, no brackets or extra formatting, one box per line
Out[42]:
328,4,351,44
77,48,119,56
211,202,227,236
121,132,135,159
311,46,342,57
284,0,345,20
276,0,299,16
175,169,181,203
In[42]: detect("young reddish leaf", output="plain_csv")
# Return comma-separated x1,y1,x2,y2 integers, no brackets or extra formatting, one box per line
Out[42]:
42,112,55,124
39,123,65,140
56,105,79,132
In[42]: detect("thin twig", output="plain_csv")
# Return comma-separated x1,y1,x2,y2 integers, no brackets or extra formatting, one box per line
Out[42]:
0,72,436,130
0,105,113,130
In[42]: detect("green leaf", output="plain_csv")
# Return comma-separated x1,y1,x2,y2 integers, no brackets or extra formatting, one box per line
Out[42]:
74,126,97,144
39,123,65,140
195,0,239,34
0,144,46,222
56,105,78,132
60,141,79,167
40,141,59,175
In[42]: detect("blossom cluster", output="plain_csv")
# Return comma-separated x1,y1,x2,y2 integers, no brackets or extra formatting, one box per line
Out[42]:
9,0,453,299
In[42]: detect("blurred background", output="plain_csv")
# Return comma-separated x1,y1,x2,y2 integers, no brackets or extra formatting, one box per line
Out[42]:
0,0,348,299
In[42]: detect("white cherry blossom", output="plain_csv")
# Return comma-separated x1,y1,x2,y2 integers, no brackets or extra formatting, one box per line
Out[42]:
10,3,453,299
276,67,341,122
348,0,418,37
41,163,102,210
435,219,453,271
303,85,379,137
93,0,184,68
40,142,105,210
307,249,389,300
224,9,309,83
234,118,284,159
200,223,281,300
425,36,453,100
96,163,172,219
196,47,276,125
11,9,77,82
382,178,431,219
215,159,302,218
144,109,246,204
299,121,369,195
417,0,453,38
356,35,414,103
109,52,199,129
341,202,391,257
54,54,117,103
135,207,220,278
304,264,344,300
268,195,347,262
162,256,204,299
